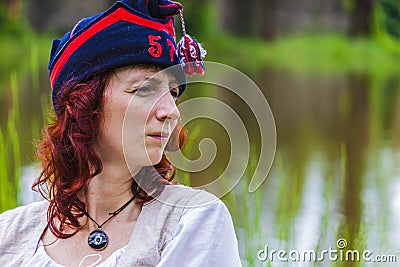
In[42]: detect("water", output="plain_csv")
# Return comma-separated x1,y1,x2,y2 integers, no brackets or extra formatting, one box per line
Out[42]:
232,71,400,266
1,64,399,266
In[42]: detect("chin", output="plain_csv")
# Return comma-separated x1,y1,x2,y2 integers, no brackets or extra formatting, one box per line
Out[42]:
145,148,164,166
124,149,163,172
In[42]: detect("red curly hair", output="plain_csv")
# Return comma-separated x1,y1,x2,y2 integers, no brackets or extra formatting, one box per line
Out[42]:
33,69,187,238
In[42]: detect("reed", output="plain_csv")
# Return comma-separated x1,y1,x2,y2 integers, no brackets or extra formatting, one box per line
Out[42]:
0,72,21,212
0,128,10,211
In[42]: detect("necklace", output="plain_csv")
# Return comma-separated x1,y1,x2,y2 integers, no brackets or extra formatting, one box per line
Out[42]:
81,196,136,250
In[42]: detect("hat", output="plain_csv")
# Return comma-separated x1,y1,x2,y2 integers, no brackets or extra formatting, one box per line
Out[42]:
48,0,205,112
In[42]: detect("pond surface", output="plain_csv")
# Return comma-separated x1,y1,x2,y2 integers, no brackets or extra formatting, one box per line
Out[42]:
232,70,400,266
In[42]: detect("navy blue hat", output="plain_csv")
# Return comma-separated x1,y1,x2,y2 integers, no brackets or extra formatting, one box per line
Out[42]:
48,0,186,111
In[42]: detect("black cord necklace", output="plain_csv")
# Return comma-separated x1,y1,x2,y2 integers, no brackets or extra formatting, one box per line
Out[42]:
81,196,136,250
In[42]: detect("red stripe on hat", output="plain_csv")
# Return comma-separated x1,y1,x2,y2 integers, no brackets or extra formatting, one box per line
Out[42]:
158,4,181,9
50,7,175,88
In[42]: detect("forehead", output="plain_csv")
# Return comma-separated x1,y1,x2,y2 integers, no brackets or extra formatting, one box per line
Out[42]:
111,65,178,86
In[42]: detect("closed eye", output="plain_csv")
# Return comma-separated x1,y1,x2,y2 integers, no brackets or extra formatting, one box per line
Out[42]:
124,85,153,95
137,85,152,94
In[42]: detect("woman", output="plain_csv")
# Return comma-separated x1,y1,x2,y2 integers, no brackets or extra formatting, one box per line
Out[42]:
0,0,241,266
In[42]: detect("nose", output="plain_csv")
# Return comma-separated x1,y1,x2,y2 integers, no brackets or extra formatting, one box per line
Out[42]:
155,91,180,121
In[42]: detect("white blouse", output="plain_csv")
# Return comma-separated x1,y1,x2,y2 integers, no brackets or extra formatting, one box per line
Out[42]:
26,201,242,267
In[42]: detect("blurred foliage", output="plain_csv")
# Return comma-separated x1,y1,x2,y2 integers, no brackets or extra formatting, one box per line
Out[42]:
175,0,217,39
0,72,20,212
0,32,51,88
379,0,400,37
204,33,400,77
0,0,398,40
0,0,28,35
342,0,356,12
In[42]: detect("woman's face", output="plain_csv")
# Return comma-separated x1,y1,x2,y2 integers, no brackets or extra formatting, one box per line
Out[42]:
96,65,181,173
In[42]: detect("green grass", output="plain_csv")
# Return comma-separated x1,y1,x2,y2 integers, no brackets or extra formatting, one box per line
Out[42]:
0,32,50,212
0,32,51,92
215,148,265,267
314,171,333,265
206,32,400,76
0,72,21,212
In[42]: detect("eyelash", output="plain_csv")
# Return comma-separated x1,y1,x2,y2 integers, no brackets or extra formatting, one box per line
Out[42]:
137,85,152,93
128,85,180,100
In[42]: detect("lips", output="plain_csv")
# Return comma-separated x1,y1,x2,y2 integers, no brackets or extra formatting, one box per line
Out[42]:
148,132,169,141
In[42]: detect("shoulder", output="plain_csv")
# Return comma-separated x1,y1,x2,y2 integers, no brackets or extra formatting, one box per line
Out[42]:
0,201,49,264
157,187,242,266
160,185,236,242
154,184,231,225
179,192,233,234
0,200,48,238
161,184,230,218
154,184,219,208
143,184,220,232
0,200,48,222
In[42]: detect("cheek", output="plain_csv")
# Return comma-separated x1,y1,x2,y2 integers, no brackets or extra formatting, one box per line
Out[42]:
99,95,133,149
106,103,124,131
122,99,155,150
98,109,124,151
124,99,155,131
123,100,162,165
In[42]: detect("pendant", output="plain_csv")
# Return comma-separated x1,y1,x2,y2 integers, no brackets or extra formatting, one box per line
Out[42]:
88,229,108,250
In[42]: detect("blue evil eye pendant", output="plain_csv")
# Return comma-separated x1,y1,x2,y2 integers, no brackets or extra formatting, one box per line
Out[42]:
88,229,108,250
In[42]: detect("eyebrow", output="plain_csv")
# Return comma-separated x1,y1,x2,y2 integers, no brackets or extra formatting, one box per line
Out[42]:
127,76,163,87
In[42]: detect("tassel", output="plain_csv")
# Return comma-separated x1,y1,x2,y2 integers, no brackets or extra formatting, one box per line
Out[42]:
177,10,207,76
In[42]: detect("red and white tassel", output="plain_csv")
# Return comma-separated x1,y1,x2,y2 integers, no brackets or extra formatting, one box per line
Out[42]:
177,9,207,76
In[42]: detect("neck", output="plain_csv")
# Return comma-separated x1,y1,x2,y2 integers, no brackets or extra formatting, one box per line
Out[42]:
83,160,141,224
